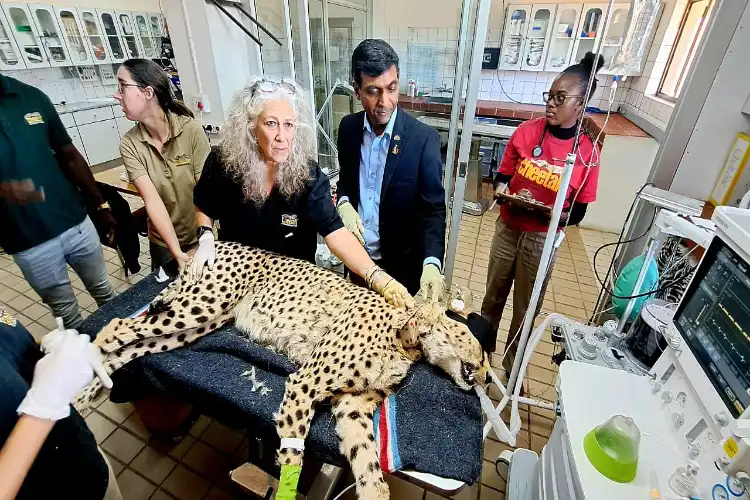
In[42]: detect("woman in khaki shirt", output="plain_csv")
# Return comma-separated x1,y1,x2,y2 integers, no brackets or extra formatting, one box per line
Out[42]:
114,59,210,273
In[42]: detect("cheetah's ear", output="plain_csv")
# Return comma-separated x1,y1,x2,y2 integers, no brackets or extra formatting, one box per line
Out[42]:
397,303,445,347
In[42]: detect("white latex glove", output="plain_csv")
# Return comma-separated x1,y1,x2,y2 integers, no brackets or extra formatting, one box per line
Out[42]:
186,232,216,284
18,331,112,421
40,317,81,354
40,317,67,353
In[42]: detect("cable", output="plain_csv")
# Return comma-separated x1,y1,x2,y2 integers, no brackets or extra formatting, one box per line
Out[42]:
592,241,695,300
588,182,653,322
332,483,356,500
495,455,508,477
491,0,525,104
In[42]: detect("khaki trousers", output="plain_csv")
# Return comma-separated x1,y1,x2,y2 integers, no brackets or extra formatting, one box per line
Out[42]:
481,216,556,372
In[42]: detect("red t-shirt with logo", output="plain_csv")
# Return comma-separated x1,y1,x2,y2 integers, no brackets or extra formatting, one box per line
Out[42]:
498,117,600,232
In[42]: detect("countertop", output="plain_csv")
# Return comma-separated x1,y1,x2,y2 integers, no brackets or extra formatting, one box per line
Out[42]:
55,99,118,114
399,94,650,140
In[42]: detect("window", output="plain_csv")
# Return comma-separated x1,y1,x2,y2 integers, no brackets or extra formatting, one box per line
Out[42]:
658,0,713,99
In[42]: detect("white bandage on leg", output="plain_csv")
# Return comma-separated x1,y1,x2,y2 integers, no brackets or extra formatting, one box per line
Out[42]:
280,438,305,451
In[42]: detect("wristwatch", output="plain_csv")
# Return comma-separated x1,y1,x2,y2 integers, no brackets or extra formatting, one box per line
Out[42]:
196,225,213,239
97,202,111,211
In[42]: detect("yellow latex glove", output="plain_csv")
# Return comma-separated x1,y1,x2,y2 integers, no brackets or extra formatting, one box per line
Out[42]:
337,201,365,245
418,263,445,303
367,266,415,309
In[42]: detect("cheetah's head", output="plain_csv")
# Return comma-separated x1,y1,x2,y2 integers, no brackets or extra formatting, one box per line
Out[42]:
399,304,492,391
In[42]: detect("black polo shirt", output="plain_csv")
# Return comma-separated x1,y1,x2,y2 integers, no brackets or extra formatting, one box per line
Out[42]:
0,75,86,254
194,148,344,263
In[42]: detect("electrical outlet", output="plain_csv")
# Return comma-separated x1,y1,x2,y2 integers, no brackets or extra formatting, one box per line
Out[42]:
201,124,222,135
192,94,211,113
99,65,116,85
77,66,96,83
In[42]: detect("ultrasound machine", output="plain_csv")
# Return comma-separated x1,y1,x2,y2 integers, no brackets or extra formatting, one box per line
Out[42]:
503,206,750,499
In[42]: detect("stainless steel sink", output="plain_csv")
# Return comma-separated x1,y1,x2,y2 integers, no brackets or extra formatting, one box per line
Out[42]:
495,117,525,127
424,95,454,104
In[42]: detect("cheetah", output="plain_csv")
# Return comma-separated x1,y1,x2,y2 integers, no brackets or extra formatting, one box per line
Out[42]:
73,241,491,500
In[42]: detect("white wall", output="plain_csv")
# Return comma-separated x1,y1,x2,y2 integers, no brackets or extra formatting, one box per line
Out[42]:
583,134,659,232
164,0,263,127
22,0,162,10
669,1,750,200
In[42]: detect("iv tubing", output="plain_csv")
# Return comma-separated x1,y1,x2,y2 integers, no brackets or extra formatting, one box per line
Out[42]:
491,0,616,445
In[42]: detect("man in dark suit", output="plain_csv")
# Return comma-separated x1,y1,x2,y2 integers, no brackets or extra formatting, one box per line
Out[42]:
336,39,446,300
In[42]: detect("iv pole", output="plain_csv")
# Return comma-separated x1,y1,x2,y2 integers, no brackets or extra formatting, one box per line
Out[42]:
492,0,618,440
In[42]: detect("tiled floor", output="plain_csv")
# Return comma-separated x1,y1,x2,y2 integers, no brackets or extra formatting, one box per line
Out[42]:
0,191,617,500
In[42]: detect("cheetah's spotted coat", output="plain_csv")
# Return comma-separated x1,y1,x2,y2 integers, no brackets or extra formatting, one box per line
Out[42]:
74,241,490,500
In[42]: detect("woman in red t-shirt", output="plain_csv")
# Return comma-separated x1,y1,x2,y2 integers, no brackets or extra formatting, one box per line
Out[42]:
482,53,603,374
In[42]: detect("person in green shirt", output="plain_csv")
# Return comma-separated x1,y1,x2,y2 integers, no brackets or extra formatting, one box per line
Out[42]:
0,74,116,329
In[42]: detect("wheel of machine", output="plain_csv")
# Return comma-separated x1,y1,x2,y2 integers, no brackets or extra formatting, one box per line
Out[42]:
495,450,513,482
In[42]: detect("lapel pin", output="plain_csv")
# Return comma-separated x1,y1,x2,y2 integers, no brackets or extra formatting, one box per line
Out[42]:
394,135,401,141
392,145,400,155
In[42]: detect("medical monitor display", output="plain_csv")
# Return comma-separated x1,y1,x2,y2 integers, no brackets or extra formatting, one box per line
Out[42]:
674,237,750,418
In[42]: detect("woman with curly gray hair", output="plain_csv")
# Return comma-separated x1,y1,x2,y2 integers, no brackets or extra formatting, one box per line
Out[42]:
190,78,413,308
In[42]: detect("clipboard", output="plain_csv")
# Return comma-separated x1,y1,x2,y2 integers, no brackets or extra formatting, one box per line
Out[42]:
494,191,552,213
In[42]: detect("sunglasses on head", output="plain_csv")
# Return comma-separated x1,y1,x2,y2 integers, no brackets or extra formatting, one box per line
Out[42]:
251,79,297,96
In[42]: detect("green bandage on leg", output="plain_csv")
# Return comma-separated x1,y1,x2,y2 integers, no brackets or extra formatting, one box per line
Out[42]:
276,464,302,500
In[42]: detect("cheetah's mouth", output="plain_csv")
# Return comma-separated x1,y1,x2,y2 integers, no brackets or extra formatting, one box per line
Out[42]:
461,362,477,386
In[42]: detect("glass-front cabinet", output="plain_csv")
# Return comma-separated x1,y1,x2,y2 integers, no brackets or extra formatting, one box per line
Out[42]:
78,9,109,64
2,3,48,68
499,4,531,70
571,3,609,66
115,11,140,58
134,13,155,58
149,14,163,57
54,7,93,65
521,5,555,71
0,8,25,70
97,10,125,62
544,5,582,72
31,5,71,67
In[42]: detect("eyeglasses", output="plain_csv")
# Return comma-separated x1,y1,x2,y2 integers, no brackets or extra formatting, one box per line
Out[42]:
116,82,144,93
250,79,297,96
543,92,583,106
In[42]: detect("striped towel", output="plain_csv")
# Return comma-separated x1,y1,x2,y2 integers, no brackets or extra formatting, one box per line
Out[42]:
373,394,402,473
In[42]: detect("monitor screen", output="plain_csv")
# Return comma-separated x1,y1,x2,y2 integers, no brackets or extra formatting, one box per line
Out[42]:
674,237,750,418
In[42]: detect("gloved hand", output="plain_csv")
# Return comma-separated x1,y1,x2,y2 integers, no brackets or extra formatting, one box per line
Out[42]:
40,317,75,354
186,231,216,284
18,331,112,421
366,265,415,309
418,263,445,303
337,201,365,246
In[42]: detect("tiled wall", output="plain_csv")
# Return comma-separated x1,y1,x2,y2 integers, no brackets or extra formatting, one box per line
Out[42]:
620,0,682,130
376,26,626,111
256,0,293,81
4,65,118,104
